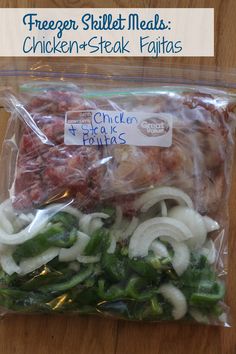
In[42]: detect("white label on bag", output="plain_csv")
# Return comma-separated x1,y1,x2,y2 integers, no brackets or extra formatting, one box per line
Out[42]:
64,110,172,147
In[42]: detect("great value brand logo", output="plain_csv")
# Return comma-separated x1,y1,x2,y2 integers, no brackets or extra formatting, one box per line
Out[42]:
67,111,92,124
138,116,169,137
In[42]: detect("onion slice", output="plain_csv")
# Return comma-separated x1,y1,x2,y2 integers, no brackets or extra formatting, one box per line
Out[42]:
0,200,15,234
150,241,169,258
203,216,220,233
19,247,59,275
197,239,216,264
89,218,104,234
79,213,109,235
161,236,190,275
14,213,35,232
62,205,83,219
134,187,193,213
158,283,187,320
122,217,139,239
0,255,21,275
0,203,70,245
168,206,207,250
160,200,168,217
112,206,123,229
128,217,193,259
59,231,90,262
77,254,100,263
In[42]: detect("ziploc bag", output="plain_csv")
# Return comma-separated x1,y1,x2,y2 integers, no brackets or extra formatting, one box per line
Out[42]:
0,67,235,325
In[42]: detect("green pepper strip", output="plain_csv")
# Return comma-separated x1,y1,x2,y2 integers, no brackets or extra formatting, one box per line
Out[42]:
50,212,78,230
98,280,125,301
128,259,158,281
13,224,77,262
101,252,128,282
150,297,163,316
39,265,93,293
84,229,109,256
126,277,159,301
190,282,225,305
126,276,147,300
98,276,158,302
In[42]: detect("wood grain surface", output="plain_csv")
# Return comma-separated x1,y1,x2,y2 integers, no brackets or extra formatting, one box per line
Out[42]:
0,1,236,354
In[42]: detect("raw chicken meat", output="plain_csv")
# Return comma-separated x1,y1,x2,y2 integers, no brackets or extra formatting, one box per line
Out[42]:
8,84,234,214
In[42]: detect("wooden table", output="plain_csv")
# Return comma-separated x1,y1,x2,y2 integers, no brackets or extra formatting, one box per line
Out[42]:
0,1,236,353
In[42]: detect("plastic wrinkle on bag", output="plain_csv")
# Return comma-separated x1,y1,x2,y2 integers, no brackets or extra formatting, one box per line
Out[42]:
0,65,235,326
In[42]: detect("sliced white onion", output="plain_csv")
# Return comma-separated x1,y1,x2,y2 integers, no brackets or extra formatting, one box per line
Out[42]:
18,213,35,223
160,200,168,217
59,231,90,262
203,216,220,233
89,218,104,234
109,229,123,242
79,215,92,235
0,246,21,275
161,236,190,275
128,217,193,259
113,206,123,229
158,283,187,320
122,217,139,239
0,199,14,215
189,309,209,324
79,213,109,235
77,254,100,263
0,203,69,245
0,214,14,234
19,247,59,275
197,239,216,264
62,205,83,219
168,206,207,250
13,213,35,232
134,187,193,213
0,251,21,275
150,241,169,258
86,212,110,219
0,199,15,234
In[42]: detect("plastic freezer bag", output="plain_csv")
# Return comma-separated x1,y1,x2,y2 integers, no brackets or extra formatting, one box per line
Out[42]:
0,80,235,325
